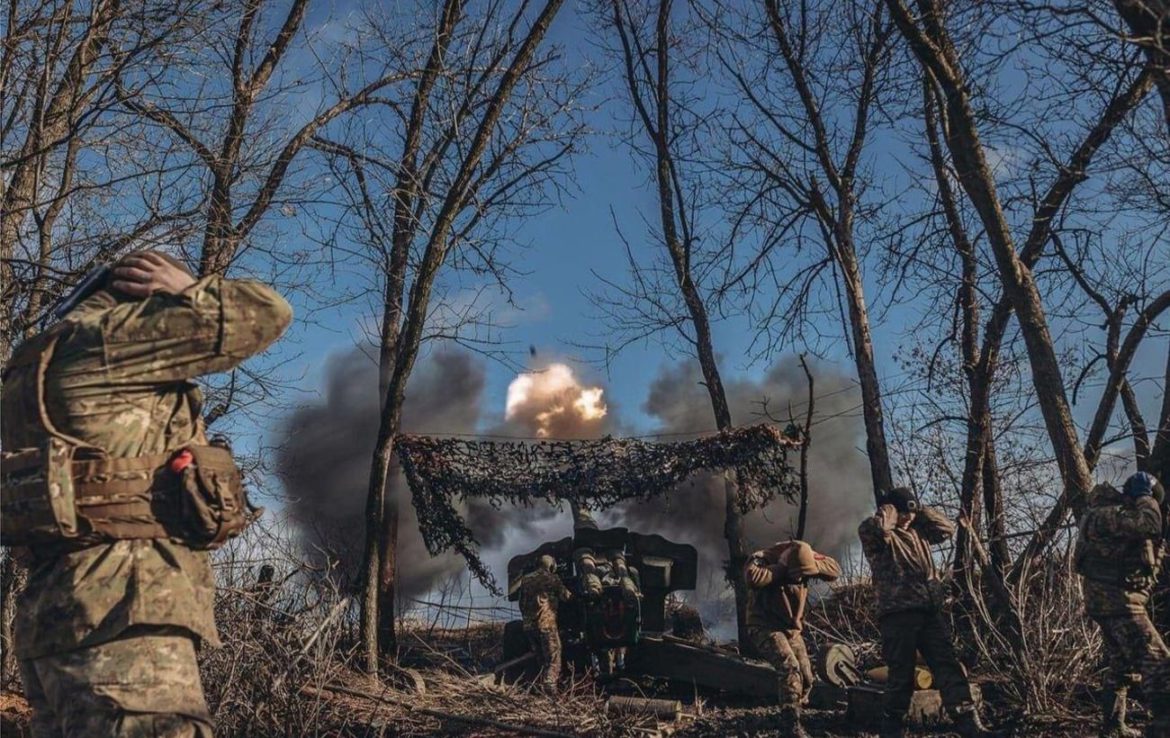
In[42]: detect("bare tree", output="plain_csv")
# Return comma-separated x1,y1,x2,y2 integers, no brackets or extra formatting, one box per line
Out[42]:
109,0,419,275
712,0,897,502
883,0,1169,570
599,0,755,641
0,0,210,358
311,0,577,670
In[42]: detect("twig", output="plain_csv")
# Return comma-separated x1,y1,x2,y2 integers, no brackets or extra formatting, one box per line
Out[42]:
308,682,578,738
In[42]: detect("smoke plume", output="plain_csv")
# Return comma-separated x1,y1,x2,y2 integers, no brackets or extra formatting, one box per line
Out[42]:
278,346,868,632
504,362,610,439
612,356,871,635
277,347,484,602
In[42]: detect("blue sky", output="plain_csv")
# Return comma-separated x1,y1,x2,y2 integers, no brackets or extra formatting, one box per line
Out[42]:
256,0,1166,470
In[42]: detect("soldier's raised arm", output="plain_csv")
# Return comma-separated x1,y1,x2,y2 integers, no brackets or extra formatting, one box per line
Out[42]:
858,504,897,558
794,543,841,582
913,506,956,544
97,257,292,383
1090,496,1162,540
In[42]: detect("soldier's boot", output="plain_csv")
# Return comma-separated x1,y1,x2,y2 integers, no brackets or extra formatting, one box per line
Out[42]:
951,703,994,738
879,711,907,738
777,705,809,738
1101,690,1142,738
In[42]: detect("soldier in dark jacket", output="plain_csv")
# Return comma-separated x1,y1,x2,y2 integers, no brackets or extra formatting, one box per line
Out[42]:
744,539,841,738
517,555,572,689
858,487,991,738
3,251,292,737
1076,473,1169,738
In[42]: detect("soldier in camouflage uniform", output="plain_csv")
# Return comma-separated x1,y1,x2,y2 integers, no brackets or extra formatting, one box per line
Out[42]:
858,487,992,738
3,251,292,737
1076,473,1170,738
744,539,841,738
517,554,573,689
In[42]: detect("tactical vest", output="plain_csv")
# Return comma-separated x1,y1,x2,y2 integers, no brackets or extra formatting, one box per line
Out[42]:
1,324,257,550
1075,510,1160,589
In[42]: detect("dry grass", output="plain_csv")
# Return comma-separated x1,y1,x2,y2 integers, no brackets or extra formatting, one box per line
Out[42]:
0,526,1127,736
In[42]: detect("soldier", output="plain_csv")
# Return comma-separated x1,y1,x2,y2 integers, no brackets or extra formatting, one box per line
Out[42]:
574,547,607,599
517,554,573,690
858,487,992,738
602,549,641,672
2,251,292,737
744,539,841,738
1075,472,1170,738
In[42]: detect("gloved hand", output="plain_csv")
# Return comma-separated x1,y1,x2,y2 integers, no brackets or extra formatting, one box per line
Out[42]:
875,504,898,531
746,557,774,587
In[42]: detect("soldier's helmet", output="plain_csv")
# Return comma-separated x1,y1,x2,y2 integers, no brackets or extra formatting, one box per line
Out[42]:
881,486,920,514
1123,472,1165,504
538,554,557,572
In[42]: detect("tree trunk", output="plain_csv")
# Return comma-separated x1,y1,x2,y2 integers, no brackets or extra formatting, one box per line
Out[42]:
796,355,814,539
361,408,400,673
982,436,1009,575
833,225,894,500
1112,0,1170,130
886,0,1094,534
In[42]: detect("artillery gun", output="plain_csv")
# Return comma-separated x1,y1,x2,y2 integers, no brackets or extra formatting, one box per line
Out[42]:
500,507,780,698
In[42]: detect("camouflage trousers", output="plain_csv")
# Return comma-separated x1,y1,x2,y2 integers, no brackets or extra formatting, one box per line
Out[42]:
746,625,814,707
526,626,563,688
20,626,212,738
879,609,973,716
1093,610,1170,728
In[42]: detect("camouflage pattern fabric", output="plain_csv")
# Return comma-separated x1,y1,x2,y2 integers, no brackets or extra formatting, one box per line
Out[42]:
2,274,291,728
528,627,563,688
1078,487,1163,617
744,540,841,632
1077,485,1170,731
745,625,813,707
879,609,973,714
19,625,212,738
743,541,837,707
858,506,954,617
517,568,571,631
1096,612,1170,698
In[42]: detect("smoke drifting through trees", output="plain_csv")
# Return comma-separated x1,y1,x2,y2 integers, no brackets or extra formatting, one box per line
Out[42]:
279,348,865,627
278,354,615,601
615,357,870,633
278,348,484,602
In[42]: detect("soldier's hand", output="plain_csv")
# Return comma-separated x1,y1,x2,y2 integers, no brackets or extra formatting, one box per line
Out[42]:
111,252,196,297
876,504,898,530
746,561,773,587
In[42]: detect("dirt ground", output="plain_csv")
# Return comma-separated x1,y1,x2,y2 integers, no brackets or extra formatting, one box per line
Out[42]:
0,686,1116,737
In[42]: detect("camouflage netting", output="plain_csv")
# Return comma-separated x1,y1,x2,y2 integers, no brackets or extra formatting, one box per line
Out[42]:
395,424,802,590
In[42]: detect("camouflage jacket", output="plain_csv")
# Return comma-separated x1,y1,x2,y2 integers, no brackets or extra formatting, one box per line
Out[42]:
518,569,571,631
4,276,292,659
858,506,954,617
1076,484,1164,617
745,540,840,632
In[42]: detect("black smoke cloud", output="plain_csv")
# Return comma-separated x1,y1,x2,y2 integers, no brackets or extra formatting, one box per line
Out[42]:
278,347,869,627
611,356,871,634
276,351,616,601
277,346,485,602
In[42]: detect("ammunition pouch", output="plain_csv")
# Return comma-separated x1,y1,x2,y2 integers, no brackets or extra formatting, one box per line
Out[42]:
2,441,258,550
176,443,253,547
